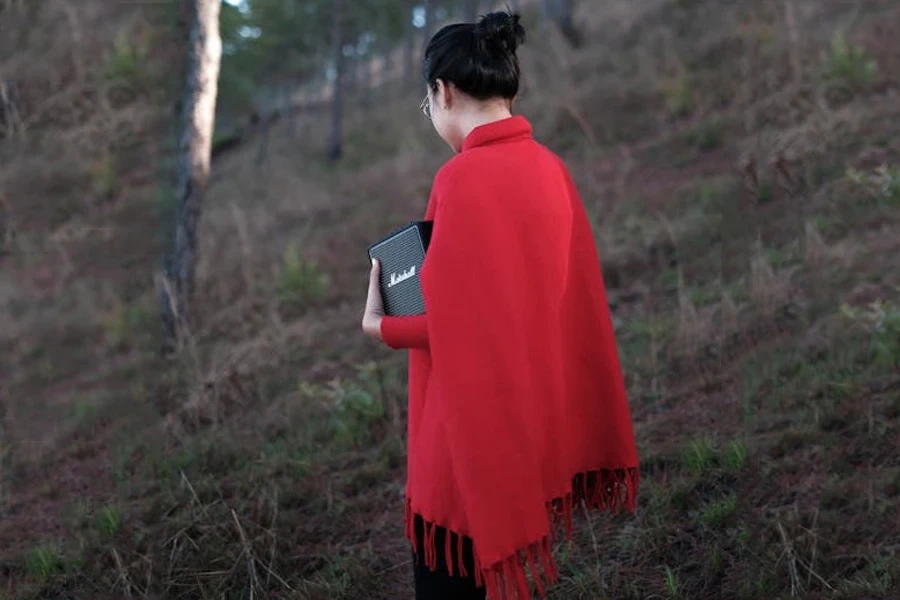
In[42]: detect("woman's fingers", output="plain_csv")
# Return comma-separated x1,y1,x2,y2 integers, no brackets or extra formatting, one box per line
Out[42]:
365,259,384,315
367,260,380,303
362,259,384,339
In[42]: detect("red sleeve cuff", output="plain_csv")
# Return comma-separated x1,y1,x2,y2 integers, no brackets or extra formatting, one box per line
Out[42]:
381,315,429,350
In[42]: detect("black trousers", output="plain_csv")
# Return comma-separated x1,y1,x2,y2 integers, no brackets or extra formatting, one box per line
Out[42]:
412,515,486,600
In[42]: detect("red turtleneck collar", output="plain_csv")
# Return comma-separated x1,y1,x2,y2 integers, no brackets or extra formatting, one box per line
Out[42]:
461,114,533,153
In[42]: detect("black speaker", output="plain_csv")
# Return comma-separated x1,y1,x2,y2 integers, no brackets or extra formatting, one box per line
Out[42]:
367,221,433,316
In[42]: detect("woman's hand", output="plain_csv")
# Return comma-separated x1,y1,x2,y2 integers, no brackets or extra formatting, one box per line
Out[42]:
362,259,385,340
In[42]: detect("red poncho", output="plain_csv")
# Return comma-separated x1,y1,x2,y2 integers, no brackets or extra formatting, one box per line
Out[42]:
380,115,639,599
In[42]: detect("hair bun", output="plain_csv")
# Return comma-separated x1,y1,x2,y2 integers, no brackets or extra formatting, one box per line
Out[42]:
474,11,526,54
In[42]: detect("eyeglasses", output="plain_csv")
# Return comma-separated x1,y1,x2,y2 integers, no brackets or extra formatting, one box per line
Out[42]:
420,95,431,120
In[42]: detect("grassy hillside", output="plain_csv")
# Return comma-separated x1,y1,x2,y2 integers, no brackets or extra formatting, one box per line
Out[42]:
1,0,899,598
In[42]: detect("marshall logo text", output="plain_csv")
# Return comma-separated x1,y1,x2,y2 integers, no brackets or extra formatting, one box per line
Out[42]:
388,265,416,288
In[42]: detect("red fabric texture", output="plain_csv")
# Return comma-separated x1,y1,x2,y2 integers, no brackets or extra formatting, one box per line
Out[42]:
380,115,639,599
381,314,428,350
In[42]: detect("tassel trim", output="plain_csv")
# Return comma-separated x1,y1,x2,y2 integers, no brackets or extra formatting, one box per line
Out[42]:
404,467,639,600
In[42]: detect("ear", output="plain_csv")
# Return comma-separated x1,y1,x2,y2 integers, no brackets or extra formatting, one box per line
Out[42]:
436,79,454,110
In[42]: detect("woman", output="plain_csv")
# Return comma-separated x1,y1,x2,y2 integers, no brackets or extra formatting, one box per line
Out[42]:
362,10,639,600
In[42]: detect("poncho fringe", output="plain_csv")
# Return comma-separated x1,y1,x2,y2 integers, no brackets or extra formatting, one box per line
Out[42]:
405,467,639,600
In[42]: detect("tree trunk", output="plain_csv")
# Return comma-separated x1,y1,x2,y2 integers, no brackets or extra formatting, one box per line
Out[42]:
421,0,431,52
404,0,415,85
0,79,21,139
420,0,432,94
285,84,295,136
160,0,222,348
355,52,364,93
328,0,344,163
347,50,357,94
383,43,394,89
542,0,581,48
465,0,478,22
361,54,372,110
255,89,273,166
375,0,391,92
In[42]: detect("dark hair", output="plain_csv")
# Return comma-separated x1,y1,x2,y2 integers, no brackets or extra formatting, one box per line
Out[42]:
423,10,526,101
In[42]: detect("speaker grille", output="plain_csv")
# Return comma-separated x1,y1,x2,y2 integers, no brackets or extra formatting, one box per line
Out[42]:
367,222,431,316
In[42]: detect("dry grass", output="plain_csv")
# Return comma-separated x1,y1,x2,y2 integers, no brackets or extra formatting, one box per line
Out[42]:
1,0,900,598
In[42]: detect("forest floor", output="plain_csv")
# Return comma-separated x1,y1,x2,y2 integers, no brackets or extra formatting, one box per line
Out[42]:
1,0,900,599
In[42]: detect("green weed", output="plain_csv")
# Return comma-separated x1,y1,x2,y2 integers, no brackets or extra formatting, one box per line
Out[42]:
111,435,152,487
153,447,196,484
764,246,791,268
701,494,737,529
561,567,595,595
841,299,900,369
26,543,64,581
645,480,673,514
96,505,121,538
838,555,897,594
378,434,406,470
682,438,717,476
684,118,723,151
72,397,100,428
100,296,156,351
622,580,644,600
811,161,845,188
691,176,738,210
846,165,900,208
722,440,748,473
756,179,775,204
678,437,745,478
704,543,725,578
685,283,720,306
89,156,118,199
664,565,682,598
821,31,877,94
295,554,362,597
737,568,776,599
661,72,694,117
328,364,387,449
275,243,329,310
257,437,314,478
105,31,152,95
660,268,679,290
